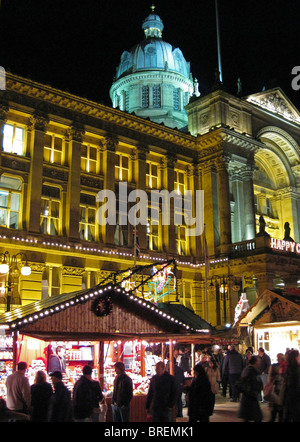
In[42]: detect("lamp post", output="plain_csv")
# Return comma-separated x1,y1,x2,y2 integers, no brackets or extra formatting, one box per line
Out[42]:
209,275,240,326
0,251,31,312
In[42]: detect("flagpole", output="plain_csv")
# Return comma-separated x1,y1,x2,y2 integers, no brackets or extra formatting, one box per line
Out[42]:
215,0,223,84
203,225,209,323
133,227,137,290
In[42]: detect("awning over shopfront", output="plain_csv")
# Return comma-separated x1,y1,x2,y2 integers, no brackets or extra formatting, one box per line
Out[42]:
236,289,300,360
237,289,300,330
0,282,215,343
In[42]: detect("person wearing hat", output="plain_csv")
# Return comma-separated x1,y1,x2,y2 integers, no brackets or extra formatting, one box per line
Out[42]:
73,365,104,422
47,371,72,422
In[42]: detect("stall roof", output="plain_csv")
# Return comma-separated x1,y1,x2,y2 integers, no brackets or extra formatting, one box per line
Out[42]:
237,289,300,329
0,283,215,342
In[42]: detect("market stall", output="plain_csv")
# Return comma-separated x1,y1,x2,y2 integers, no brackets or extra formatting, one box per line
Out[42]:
0,280,215,421
236,288,300,361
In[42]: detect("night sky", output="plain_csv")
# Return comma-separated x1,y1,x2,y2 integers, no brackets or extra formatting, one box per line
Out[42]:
0,0,299,109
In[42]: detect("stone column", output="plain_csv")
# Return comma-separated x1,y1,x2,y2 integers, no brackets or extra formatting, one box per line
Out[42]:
66,126,84,239
0,104,8,167
241,163,256,240
27,114,48,233
135,144,148,250
102,136,117,245
160,153,176,254
201,161,216,256
230,170,244,243
216,156,231,254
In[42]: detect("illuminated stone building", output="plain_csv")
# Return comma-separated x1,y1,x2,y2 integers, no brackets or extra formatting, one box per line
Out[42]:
0,10,300,329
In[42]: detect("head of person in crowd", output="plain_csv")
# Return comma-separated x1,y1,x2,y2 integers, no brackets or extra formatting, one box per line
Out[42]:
50,370,63,385
114,362,126,376
155,361,166,376
17,361,27,373
34,370,48,384
82,365,93,379
248,355,261,369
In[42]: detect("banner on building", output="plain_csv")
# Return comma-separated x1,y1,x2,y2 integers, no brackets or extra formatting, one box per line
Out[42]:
242,272,254,289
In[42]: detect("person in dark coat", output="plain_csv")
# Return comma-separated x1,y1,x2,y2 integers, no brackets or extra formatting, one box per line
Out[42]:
30,370,53,422
238,356,263,422
283,350,300,422
174,363,185,418
112,362,133,422
188,364,214,422
146,361,177,422
222,344,244,402
73,365,104,422
47,371,72,422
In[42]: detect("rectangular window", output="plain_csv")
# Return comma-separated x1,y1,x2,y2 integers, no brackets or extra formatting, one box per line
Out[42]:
79,193,96,241
114,214,128,246
142,86,149,108
176,225,187,255
0,176,22,229
146,162,159,189
115,154,129,181
44,134,63,164
3,124,25,155
81,144,99,174
40,185,61,235
174,88,180,111
147,206,159,251
42,266,61,298
174,170,186,195
153,85,161,108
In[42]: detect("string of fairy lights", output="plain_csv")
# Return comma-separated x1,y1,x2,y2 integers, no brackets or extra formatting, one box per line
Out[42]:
5,282,211,334
0,232,229,268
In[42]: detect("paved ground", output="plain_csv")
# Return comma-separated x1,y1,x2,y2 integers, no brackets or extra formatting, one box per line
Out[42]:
176,394,271,423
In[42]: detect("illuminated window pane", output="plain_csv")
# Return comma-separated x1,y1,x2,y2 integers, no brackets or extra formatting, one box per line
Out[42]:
3,124,25,155
0,176,22,229
41,186,60,235
44,134,63,164
79,193,96,241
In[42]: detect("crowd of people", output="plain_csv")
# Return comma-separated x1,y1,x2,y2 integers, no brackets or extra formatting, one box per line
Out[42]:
1,345,299,422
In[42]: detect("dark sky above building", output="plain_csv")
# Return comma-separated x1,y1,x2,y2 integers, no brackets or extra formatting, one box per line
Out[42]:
0,0,300,108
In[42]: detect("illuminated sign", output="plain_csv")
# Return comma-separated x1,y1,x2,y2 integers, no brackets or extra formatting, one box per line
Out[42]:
270,238,300,254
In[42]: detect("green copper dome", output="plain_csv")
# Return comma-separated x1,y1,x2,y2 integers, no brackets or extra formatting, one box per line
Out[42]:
110,9,198,129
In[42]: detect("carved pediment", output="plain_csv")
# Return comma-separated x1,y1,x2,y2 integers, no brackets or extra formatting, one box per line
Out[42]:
246,88,300,125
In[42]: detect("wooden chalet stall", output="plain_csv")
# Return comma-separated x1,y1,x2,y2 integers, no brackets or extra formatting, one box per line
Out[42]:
0,282,214,422
236,289,300,361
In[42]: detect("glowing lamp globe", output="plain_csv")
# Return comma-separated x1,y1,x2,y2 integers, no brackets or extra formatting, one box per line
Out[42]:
21,266,31,276
0,263,9,274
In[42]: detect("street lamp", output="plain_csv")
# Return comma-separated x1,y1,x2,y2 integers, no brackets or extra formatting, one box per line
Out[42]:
209,275,240,326
0,251,31,312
